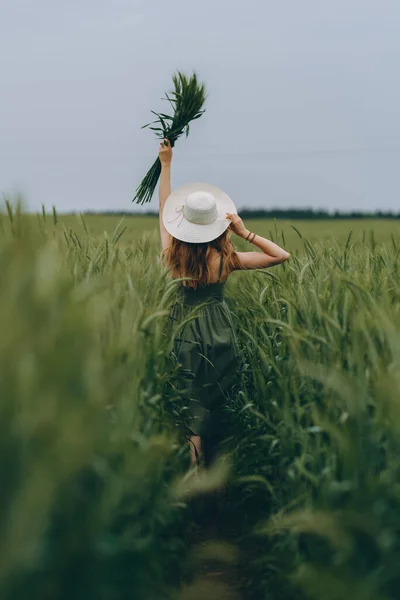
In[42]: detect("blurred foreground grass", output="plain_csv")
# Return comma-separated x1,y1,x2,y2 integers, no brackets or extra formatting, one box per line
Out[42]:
1,201,400,600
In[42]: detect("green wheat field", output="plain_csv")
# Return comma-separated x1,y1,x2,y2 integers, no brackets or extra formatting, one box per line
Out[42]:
1,203,400,600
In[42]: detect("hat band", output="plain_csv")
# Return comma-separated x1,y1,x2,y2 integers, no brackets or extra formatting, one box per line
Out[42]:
166,203,218,228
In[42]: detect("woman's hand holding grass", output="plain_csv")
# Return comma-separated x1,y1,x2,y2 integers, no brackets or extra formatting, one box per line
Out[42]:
133,71,206,204
159,139,173,167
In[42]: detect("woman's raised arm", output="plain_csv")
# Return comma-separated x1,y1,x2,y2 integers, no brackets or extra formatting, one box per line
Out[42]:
159,139,173,251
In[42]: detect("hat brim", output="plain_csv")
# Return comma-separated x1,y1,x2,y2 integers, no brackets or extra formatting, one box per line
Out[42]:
162,182,237,243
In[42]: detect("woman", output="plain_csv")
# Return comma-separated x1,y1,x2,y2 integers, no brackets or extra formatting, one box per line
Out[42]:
159,140,290,468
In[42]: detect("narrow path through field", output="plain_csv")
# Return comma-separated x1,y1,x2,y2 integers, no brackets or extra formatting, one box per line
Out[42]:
179,491,253,600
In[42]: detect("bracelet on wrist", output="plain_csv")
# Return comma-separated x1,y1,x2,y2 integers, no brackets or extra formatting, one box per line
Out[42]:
245,231,252,241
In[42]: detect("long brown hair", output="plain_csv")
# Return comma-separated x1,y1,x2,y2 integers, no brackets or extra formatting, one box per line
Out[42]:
162,228,242,289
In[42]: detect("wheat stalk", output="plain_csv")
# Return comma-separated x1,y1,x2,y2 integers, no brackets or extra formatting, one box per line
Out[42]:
133,71,207,205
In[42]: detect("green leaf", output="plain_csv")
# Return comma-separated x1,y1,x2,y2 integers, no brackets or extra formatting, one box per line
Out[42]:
135,70,207,203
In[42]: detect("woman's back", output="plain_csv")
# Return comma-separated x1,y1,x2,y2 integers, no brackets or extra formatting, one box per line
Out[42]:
176,252,226,305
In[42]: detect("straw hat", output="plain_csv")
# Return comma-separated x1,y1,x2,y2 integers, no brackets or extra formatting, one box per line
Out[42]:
162,182,237,243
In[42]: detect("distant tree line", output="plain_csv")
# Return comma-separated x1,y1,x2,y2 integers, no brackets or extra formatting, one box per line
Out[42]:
238,208,400,220
80,208,400,220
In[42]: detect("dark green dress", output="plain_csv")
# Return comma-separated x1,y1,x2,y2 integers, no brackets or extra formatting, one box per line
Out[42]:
168,253,241,438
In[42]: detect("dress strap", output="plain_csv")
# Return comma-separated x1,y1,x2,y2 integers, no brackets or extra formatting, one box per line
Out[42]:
216,253,224,283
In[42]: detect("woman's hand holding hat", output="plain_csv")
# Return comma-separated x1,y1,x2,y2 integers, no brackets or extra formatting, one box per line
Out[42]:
226,213,250,239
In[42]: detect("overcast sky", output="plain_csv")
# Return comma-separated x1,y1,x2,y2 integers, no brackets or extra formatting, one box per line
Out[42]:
1,0,400,213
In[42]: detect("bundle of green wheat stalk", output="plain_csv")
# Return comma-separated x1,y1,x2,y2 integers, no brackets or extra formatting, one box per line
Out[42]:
133,71,206,204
